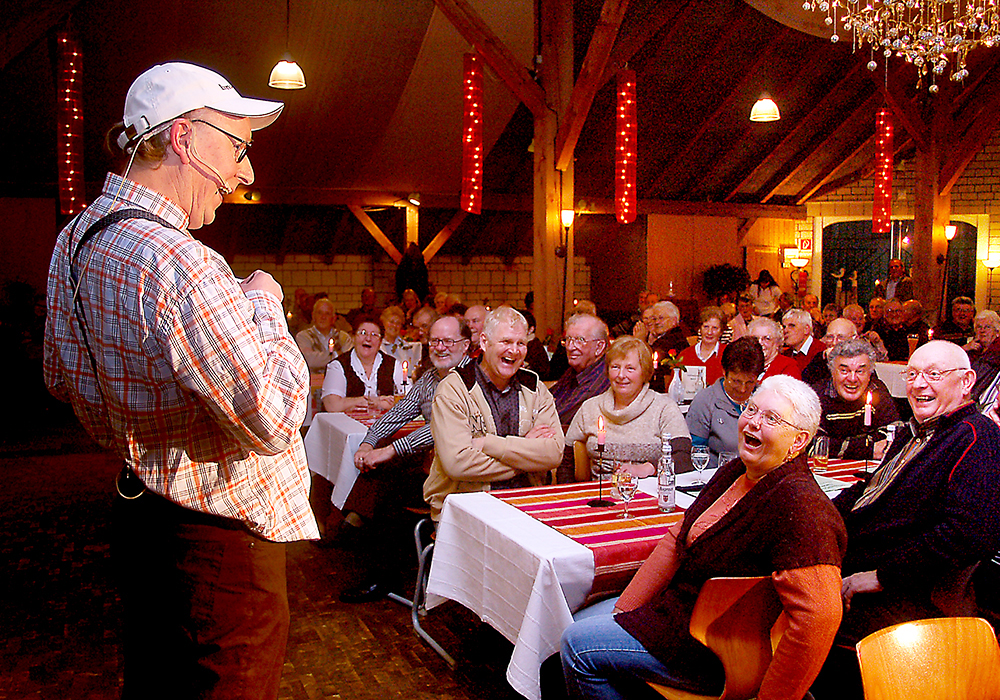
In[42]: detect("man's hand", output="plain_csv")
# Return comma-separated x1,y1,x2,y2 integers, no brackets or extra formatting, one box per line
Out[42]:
240,270,283,301
525,425,556,440
842,570,882,612
353,443,374,470
355,444,396,472
633,321,648,342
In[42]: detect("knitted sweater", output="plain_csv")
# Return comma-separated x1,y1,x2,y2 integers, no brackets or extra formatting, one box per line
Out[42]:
565,385,692,474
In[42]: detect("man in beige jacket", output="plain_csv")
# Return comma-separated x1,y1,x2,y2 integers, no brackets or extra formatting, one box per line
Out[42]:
425,306,564,519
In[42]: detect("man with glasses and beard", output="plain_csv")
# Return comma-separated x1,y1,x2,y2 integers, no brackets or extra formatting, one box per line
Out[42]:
338,315,474,602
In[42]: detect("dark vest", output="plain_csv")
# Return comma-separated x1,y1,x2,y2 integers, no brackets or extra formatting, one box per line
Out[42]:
335,351,396,397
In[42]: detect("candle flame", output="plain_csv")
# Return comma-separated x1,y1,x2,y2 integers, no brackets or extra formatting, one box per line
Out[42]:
866,391,872,404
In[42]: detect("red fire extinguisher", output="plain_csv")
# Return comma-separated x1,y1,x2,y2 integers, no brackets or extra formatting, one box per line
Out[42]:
792,268,809,297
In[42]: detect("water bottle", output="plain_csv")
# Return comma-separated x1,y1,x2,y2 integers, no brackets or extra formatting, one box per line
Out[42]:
657,434,675,513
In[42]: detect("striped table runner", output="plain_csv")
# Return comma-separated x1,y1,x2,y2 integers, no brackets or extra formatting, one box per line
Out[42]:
494,481,683,602
495,461,863,602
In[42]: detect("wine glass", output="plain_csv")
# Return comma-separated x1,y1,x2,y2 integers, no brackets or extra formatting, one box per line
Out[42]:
691,446,711,486
614,468,639,519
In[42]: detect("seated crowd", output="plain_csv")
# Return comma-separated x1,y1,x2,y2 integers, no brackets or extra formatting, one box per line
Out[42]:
293,268,1000,700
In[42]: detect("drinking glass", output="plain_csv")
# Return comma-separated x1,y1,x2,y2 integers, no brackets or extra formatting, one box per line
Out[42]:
691,446,711,485
812,436,829,472
614,468,639,519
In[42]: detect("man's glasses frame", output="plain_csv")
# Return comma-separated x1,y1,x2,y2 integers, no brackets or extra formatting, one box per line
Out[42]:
900,367,963,384
561,336,603,348
429,337,469,349
191,119,252,163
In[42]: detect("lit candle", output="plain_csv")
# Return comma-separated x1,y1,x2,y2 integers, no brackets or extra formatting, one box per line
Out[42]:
864,391,872,427
653,351,659,367
329,337,335,354
597,415,606,446
402,360,409,389
928,328,934,340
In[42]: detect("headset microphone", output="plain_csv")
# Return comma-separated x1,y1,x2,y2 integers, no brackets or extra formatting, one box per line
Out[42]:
189,139,233,196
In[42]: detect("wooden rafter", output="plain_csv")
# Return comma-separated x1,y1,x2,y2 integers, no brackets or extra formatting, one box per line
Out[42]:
807,137,913,201
422,210,468,261
940,85,1000,195
645,27,790,197
599,0,693,85
871,66,929,152
761,88,879,203
580,197,805,219
795,132,874,204
347,205,402,264
554,0,631,171
723,57,864,202
737,218,757,243
433,0,549,118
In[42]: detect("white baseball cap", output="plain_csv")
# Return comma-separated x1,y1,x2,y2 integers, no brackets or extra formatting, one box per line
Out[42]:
117,62,283,150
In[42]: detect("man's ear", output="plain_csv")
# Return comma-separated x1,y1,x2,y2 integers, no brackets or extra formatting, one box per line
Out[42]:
169,120,193,164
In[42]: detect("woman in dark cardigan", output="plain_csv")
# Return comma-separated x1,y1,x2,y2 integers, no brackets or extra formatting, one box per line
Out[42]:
560,375,847,700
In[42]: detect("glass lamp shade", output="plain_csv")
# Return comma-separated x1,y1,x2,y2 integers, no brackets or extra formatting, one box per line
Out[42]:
561,209,575,228
269,57,306,89
750,96,780,122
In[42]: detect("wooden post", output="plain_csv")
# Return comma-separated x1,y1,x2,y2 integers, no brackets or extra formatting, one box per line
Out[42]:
911,101,951,326
405,204,419,248
534,0,572,337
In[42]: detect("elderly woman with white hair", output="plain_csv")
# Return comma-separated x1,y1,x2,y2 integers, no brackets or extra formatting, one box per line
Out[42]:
748,316,801,380
561,375,847,700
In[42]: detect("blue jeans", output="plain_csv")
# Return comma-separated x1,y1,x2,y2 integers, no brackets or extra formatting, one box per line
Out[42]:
560,598,717,700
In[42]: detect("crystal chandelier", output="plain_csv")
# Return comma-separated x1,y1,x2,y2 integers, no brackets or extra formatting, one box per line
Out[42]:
802,1,1000,92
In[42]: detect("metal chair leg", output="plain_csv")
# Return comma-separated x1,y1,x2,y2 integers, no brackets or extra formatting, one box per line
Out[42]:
388,517,456,668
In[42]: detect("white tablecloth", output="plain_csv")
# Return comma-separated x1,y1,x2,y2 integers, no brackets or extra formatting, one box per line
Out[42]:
302,412,368,509
425,473,703,700
875,362,907,398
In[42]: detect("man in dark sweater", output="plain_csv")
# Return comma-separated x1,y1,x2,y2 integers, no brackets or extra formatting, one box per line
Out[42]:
812,340,1000,699
815,338,899,460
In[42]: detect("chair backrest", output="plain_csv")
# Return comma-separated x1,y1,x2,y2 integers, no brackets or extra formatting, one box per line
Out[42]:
574,440,591,482
856,617,1000,700
689,577,784,700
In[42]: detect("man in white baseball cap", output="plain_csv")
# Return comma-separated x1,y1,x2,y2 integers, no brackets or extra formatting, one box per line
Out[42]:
44,62,315,699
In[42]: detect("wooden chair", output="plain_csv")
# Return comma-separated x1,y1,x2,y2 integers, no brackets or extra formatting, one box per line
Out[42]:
647,576,784,700
855,617,1000,700
574,440,592,482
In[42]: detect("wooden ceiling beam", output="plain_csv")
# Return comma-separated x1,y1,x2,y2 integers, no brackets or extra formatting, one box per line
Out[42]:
761,88,879,203
737,218,757,243
434,0,549,118
554,0,631,172
807,137,913,200
870,65,930,152
599,0,693,84
347,205,403,264
940,84,1000,195
723,57,864,202
796,132,874,204
422,210,468,261
645,27,791,197
579,197,805,219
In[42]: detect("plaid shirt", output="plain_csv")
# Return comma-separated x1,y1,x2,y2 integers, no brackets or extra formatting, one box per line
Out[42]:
360,356,470,455
44,173,319,542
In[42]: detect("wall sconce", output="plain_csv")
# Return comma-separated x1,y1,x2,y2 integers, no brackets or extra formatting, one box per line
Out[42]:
945,225,957,240
555,209,573,259
407,192,421,207
781,246,809,268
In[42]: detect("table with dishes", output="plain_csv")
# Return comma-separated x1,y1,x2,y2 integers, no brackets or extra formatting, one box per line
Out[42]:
303,410,423,509
425,460,867,700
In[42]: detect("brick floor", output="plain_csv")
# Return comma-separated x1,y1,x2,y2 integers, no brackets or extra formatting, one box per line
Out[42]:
0,417,524,700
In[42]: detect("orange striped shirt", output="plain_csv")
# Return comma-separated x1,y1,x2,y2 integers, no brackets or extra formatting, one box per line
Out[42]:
44,173,319,542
